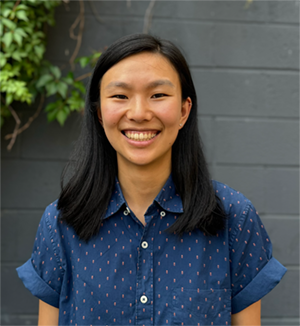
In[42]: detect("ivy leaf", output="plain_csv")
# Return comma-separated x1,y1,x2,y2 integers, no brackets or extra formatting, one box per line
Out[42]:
45,81,58,96
13,32,22,46
67,71,74,79
2,8,11,18
56,110,68,126
90,52,101,66
57,81,68,98
67,90,85,111
73,81,86,94
36,74,54,88
15,28,27,38
0,56,7,68
6,93,13,105
12,51,22,61
16,10,28,21
45,102,57,112
47,107,59,122
78,56,90,68
24,43,33,54
92,52,101,60
2,32,13,48
34,45,44,59
50,65,61,79
16,4,29,11
56,107,69,126
1,18,16,30
0,58,7,68
18,51,27,58
62,72,74,85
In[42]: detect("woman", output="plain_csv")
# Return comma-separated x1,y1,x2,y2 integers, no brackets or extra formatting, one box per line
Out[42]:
17,34,286,326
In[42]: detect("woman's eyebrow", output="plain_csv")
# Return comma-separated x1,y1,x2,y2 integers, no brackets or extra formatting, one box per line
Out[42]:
105,79,175,90
146,80,175,89
105,81,131,90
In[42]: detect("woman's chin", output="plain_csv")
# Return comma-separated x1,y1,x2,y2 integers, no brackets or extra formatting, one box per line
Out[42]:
116,151,171,170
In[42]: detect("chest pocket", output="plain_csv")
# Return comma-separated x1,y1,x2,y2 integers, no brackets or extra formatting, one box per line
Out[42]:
171,288,231,325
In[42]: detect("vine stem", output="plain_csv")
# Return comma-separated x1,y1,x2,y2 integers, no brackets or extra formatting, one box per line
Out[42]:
69,0,85,70
2,100,21,151
143,0,156,34
5,94,45,142
88,0,102,23
75,72,91,82
12,0,21,11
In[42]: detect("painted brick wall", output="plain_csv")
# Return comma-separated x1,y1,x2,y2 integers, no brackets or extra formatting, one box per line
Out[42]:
1,1,299,325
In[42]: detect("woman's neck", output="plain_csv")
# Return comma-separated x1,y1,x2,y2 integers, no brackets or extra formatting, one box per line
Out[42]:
117,160,171,225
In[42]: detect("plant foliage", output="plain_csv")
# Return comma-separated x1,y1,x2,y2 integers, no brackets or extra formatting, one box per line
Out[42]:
0,0,100,128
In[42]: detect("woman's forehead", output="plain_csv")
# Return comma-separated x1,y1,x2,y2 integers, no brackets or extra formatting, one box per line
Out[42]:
101,52,180,88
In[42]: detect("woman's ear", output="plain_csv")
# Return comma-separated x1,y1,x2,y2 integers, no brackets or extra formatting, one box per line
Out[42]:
179,97,192,129
97,108,103,126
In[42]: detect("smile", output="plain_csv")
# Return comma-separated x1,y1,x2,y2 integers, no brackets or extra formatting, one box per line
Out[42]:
123,131,159,141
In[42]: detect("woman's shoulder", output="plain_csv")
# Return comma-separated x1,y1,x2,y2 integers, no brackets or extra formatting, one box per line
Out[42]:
212,180,251,208
39,199,69,240
211,180,258,233
42,199,60,225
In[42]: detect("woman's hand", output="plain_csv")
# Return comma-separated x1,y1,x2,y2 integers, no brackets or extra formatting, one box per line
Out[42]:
231,300,261,325
38,300,59,326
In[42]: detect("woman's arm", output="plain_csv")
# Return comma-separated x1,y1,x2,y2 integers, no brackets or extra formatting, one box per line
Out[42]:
231,300,261,326
38,300,59,326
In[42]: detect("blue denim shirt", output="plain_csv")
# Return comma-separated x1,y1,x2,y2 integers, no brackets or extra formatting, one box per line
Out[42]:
17,175,286,325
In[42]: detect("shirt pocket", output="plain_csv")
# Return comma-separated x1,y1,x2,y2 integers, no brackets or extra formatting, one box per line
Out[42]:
171,288,231,326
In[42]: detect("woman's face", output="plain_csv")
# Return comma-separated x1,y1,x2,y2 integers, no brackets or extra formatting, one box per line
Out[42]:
99,52,191,171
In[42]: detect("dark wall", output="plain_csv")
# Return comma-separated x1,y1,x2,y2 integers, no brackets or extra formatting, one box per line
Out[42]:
1,1,299,325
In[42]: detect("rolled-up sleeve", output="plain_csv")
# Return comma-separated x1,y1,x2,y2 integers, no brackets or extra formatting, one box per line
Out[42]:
229,201,287,314
16,205,64,308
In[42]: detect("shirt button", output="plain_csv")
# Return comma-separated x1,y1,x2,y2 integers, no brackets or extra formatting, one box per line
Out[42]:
160,211,166,217
140,295,148,304
141,241,148,249
123,207,130,216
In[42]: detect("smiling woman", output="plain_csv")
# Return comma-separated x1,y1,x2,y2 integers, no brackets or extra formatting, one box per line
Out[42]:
17,34,286,326
99,52,190,172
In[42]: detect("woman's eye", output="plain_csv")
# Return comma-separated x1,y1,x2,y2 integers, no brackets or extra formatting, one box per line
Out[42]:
112,95,127,99
152,93,167,99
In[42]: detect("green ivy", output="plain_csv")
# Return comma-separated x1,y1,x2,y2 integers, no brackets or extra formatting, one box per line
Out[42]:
0,0,101,128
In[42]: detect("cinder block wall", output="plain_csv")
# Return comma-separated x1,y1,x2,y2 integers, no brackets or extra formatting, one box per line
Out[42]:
1,1,299,325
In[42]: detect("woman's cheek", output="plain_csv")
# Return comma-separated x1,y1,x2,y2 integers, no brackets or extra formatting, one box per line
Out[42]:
101,103,125,127
158,103,182,126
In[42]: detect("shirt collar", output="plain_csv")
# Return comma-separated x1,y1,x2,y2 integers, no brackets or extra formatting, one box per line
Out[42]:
104,179,126,219
104,174,183,219
153,174,183,214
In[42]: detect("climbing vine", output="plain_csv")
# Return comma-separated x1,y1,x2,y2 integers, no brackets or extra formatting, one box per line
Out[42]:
0,0,99,150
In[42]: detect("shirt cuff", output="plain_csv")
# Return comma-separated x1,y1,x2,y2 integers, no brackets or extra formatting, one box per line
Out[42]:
16,259,60,308
231,257,287,314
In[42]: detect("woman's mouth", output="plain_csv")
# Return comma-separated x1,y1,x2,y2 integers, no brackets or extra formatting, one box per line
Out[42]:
122,131,159,141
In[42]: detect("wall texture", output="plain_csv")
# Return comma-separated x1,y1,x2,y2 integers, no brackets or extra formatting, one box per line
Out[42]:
1,1,299,325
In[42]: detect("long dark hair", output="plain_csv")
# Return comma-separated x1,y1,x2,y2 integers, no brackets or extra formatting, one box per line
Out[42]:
58,34,225,241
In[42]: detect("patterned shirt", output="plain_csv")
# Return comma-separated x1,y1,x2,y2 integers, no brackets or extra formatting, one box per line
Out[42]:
17,175,286,325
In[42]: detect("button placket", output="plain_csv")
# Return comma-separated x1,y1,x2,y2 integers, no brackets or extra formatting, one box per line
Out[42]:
135,217,154,325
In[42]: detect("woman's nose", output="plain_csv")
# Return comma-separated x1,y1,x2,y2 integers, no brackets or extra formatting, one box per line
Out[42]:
125,97,153,122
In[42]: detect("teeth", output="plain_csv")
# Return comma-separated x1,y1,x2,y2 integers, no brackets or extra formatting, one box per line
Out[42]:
124,131,157,141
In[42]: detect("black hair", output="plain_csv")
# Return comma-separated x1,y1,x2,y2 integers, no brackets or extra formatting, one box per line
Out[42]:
58,33,226,241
